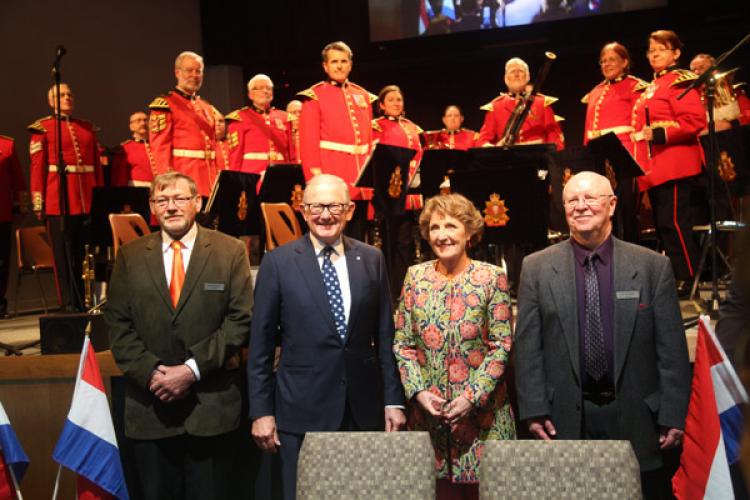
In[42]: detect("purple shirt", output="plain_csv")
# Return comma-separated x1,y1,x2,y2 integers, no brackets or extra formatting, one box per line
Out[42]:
571,236,615,388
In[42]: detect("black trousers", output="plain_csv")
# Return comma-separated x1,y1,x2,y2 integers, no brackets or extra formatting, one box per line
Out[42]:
130,430,244,500
0,222,10,312
380,213,416,301
46,214,89,310
649,177,700,282
343,200,370,243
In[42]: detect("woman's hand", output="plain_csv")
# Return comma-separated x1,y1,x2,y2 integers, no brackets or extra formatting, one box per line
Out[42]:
443,395,473,425
415,391,447,418
641,126,654,141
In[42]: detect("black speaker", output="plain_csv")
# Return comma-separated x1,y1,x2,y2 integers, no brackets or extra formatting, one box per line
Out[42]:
39,312,109,355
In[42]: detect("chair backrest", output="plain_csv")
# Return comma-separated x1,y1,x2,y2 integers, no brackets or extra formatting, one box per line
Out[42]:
480,440,642,499
297,432,435,500
261,202,302,251
16,226,55,271
109,213,151,256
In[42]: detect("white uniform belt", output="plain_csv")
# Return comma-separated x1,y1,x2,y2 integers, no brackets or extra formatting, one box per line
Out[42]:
513,138,543,146
319,140,369,155
173,149,216,159
587,125,634,140
243,151,285,161
48,164,94,173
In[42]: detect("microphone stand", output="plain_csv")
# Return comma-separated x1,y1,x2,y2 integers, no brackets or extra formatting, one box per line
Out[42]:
52,45,83,312
678,32,750,315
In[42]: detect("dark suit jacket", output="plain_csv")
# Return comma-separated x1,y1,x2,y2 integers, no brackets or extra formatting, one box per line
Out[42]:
247,234,405,434
514,237,691,470
105,225,253,440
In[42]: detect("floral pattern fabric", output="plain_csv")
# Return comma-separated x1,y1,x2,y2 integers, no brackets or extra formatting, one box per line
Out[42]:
393,260,515,483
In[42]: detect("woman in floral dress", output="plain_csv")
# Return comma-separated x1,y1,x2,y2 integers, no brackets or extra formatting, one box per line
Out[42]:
393,193,515,500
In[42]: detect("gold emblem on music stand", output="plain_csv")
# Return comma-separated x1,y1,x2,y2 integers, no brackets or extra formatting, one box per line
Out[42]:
290,184,304,211
121,203,133,214
604,159,618,190
484,193,509,227
388,167,402,198
237,190,248,221
719,150,737,182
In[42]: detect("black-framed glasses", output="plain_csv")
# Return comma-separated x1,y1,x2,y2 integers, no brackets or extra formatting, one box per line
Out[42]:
563,194,613,209
302,203,350,215
150,195,196,209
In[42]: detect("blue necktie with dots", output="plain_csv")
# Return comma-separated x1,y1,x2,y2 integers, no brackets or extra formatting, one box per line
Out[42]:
321,246,346,341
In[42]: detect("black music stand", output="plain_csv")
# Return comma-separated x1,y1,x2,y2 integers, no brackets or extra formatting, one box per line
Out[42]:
90,187,151,249
259,163,308,234
356,144,416,217
418,149,472,198
700,124,750,201
205,170,261,237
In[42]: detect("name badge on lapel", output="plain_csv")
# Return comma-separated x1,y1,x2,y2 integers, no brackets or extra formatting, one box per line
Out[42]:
616,290,639,300
204,282,225,292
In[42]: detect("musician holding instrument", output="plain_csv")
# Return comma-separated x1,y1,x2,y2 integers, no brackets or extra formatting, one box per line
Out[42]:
477,56,564,150
582,42,646,243
631,30,706,294
690,53,750,130
423,105,478,151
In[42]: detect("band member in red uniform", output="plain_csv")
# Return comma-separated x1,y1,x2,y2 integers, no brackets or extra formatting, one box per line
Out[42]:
0,135,27,317
213,111,230,178
286,100,302,164
148,51,216,198
111,111,157,187
29,83,103,310
690,53,750,129
298,41,376,240
372,85,424,295
423,105,478,150
477,57,565,150
632,30,707,293
582,42,647,243
225,74,290,183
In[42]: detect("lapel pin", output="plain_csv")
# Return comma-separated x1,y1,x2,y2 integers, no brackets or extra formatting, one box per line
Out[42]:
356,255,361,261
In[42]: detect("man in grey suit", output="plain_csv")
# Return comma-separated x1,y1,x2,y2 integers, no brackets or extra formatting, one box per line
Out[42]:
247,174,406,500
106,172,253,499
515,171,690,498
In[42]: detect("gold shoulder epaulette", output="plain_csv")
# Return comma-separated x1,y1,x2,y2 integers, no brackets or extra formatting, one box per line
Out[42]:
733,82,747,91
671,69,698,87
120,139,133,146
480,97,500,112
415,123,424,134
540,94,559,107
148,96,171,110
554,114,565,122
225,108,245,122
297,82,324,100
28,118,48,133
372,119,382,132
367,92,378,104
581,93,590,105
633,79,650,92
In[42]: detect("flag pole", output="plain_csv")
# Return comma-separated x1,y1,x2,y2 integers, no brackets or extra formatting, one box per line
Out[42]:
51,464,62,500
7,464,23,500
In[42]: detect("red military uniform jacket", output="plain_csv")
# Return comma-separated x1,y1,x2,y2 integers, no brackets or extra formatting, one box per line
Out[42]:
28,115,103,215
111,138,156,187
225,106,290,175
0,136,27,223
288,116,301,164
737,87,750,125
215,138,231,174
372,116,424,210
423,128,478,151
298,80,376,200
148,89,216,197
582,75,646,150
477,93,565,150
632,68,707,191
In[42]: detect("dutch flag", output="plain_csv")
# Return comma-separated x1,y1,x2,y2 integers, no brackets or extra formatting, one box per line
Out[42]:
673,315,748,499
0,401,29,499
52,336,129,499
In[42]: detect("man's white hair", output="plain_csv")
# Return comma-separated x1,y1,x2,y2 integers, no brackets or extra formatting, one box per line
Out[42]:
247,74,273,92
303,174,351,204
175,51,204,70
505,57,529,75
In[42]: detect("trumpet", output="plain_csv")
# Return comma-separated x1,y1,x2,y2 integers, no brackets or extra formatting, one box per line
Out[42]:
82,244,96,309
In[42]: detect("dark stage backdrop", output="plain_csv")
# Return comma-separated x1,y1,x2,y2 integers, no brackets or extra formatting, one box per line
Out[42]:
200,0,750,149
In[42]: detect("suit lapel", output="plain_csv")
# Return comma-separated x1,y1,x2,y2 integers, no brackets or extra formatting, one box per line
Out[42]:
613,238,639,385
144,233,173,311
294,236,338,333
174,226,211,316
549,243,580,384
343,237,363,344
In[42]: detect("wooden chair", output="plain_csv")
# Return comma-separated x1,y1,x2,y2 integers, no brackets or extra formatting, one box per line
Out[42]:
12,226,55,317
260,202,302,251
109,213,151,257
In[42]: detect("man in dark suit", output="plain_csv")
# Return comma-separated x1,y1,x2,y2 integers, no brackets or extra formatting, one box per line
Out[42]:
106,172,253,499
247,174,406,500
515,171,691,499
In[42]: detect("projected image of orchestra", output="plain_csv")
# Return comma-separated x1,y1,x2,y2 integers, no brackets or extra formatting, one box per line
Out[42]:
369,0,668,42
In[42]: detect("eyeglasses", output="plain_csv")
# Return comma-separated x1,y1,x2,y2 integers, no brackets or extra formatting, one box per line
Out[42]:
303,203,350,215
150,195,196,209
250,85,273,91
646,48,674,56
563,194,613,209
599,57,623,65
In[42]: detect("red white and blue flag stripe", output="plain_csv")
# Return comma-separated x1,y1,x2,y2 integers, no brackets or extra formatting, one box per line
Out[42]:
0,400,29,499
673,315,747,499
52,336,129,499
